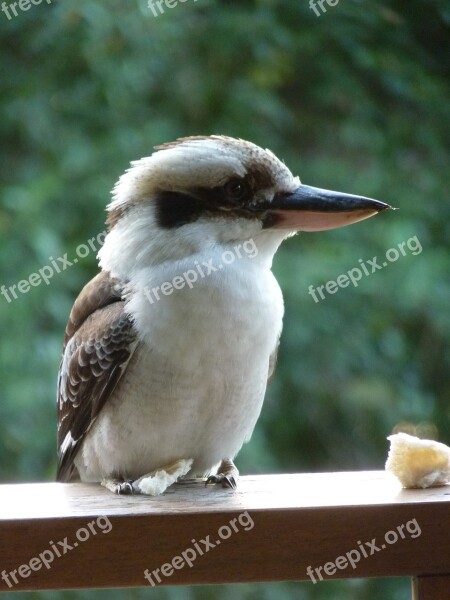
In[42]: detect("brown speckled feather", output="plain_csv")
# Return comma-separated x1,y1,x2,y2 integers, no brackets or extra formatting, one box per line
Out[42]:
56,271,137,482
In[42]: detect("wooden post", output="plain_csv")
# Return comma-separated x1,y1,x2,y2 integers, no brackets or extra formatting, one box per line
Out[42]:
413,575,450,600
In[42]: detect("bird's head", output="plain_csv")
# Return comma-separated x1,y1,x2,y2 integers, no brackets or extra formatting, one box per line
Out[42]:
98,136,391,277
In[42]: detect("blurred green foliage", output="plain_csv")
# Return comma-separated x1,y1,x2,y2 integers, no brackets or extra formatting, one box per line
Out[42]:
0,0,449,598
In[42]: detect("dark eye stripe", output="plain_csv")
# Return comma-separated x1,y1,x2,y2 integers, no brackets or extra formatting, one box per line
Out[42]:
154,167,276,229
154,192,204,228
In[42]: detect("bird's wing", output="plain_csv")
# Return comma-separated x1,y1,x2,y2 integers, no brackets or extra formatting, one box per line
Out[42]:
56,271,138,482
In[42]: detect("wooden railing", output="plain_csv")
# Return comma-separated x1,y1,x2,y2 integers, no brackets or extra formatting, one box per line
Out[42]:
0,471,449,597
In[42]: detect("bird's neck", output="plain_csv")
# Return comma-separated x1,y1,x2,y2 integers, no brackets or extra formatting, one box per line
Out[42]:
98,206,289,283
97,207,287,350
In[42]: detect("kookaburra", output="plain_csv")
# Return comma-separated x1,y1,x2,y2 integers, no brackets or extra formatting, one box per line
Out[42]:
57,136,390,495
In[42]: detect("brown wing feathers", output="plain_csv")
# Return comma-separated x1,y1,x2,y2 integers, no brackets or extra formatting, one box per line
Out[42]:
56,272,137,482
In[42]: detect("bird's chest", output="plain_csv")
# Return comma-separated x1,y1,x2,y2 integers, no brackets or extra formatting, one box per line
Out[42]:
81,262,284,478
130,261,284,382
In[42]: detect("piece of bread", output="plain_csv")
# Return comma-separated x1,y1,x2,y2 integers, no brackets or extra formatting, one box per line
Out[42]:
385,432,450,488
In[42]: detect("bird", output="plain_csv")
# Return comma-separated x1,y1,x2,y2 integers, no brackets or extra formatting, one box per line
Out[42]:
56,135,391,495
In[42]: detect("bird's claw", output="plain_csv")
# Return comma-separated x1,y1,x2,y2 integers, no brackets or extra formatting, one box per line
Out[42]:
205,458,238,489
116,480,134,495
205,473,237,489
101,477,135,495
225,475,237,489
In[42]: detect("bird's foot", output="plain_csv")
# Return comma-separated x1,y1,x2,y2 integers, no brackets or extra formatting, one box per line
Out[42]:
101,458,193,496
206,458,239,489
101,478,134,495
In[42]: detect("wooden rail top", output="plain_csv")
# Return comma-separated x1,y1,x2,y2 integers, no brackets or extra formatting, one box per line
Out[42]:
0,471,449,597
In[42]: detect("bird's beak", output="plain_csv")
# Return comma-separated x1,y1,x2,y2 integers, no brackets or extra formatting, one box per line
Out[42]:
267,184,392,232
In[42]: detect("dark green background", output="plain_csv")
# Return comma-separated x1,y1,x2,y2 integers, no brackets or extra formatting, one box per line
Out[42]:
1,0,449,598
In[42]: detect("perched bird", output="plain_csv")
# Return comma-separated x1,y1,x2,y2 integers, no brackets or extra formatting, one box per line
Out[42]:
56,136,390,495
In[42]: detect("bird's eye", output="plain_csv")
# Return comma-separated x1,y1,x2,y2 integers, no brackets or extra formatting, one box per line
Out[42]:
223,179,248,202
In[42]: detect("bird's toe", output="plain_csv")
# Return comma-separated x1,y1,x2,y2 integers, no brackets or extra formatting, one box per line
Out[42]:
205,458,238,490
101,477,134,495
223,475,237,489
116,480,134,495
